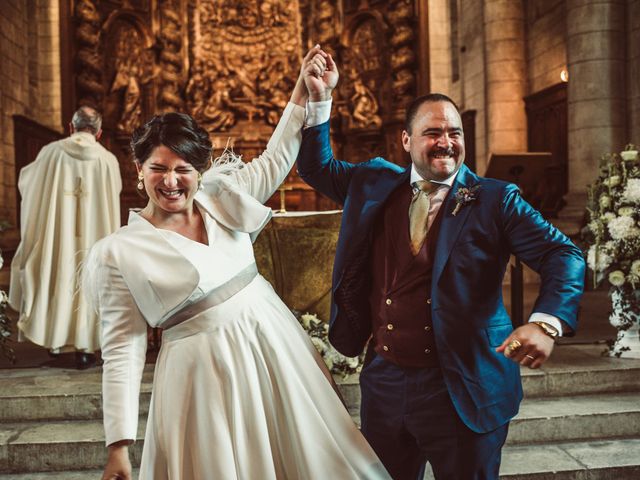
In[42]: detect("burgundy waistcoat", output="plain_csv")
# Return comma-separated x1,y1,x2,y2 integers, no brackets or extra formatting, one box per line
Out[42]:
368,182,444,368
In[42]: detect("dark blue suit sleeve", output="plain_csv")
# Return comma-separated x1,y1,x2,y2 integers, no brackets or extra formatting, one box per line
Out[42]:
296,121,356,205
500,184,585,331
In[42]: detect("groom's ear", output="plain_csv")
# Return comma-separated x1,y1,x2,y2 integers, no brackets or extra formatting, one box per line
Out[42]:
401,130,411,152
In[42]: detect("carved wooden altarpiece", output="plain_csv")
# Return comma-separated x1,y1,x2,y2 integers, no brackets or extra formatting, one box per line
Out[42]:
61,0,428,222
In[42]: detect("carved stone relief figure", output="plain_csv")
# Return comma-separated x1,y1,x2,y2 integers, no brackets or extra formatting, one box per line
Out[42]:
350,76,382,129
74,0,103,107
352,20,381,72
338,16,384,132
157,0,185,112
314,0,339,56
185,61,207,120
203,78,237,131
388,0,416,108
109,25,153,134
187,0,302,133
260,0,288,26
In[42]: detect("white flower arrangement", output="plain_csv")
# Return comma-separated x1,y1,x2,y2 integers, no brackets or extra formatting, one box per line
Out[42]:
622,178,640,203
0,220,15,363
586,245,613,272
294,311,364,377
583,144,640,356
607,216,638,240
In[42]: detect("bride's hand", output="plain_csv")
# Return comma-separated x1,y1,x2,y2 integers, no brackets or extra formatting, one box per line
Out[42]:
290,45,321,106
303,45,338,102
102,442,132,480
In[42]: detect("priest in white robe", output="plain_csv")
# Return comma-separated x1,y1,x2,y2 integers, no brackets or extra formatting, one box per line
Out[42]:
9,106,121,366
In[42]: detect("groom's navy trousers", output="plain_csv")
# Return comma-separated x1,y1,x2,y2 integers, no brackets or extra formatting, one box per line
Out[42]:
360,353,509,480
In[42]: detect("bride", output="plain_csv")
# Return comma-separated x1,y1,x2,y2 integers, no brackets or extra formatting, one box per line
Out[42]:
84,46,390,480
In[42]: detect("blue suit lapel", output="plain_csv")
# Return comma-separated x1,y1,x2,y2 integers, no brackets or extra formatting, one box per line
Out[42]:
432,165,480,285
351,167,411,245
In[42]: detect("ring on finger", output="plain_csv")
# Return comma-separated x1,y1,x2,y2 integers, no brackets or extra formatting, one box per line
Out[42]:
525,354,535,360
505,339,522,355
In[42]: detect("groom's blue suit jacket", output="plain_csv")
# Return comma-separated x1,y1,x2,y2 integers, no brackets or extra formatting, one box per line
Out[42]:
297,121,586,433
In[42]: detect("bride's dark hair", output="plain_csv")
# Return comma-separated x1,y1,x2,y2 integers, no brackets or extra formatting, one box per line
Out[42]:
131,112,212,172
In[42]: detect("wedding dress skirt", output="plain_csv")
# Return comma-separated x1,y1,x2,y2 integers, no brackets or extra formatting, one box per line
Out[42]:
139,275,390,480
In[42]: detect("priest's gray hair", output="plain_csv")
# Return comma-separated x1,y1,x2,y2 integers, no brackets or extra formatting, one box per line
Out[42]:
71,106,102,135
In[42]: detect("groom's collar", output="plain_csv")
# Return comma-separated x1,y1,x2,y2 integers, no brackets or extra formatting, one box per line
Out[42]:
409,164,458,188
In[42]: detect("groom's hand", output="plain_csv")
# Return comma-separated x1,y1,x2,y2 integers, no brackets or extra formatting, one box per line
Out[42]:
496,323,555,369
303,47,339,102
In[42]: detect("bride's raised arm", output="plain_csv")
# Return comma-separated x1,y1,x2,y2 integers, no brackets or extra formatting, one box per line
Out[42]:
204,45,335,204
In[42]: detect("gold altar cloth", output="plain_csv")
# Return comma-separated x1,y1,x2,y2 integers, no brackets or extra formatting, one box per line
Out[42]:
254,211,341,322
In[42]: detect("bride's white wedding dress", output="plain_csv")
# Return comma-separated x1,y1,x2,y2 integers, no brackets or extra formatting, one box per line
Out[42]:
84,103,390,479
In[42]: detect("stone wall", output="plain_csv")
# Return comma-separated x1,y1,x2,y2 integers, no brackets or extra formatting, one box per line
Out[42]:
0,0,62,225
483,0,527,157
567,0,627,192
428,0,454,97
525,0,567,94
458,0,487,173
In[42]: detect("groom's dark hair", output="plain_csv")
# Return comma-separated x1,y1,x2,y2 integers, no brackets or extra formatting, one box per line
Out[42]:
404,93,460,133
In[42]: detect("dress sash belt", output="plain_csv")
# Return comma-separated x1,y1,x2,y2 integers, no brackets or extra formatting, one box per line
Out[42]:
160,263,259,330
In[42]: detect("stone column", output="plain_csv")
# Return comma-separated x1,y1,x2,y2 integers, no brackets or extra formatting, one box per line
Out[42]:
567,0,626,193
428,0,453,96
483,0,527,174
628,0,640,142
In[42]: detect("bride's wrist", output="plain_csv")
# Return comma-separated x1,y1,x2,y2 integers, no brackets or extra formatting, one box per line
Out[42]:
107,439,131,452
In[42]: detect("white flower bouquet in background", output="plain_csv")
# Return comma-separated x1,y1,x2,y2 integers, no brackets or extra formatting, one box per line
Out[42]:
0,219,15,363
583,144,640,357
293,310,364,377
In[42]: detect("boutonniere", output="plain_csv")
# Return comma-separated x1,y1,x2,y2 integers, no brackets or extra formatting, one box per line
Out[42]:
452,185,481,216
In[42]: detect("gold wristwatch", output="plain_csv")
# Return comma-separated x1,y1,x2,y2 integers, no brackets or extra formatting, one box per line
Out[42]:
532,321,559,339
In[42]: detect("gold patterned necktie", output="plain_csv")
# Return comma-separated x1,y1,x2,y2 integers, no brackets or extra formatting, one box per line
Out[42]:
409,180,437,255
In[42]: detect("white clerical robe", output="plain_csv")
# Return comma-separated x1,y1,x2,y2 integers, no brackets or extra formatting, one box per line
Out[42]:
9,131,121,352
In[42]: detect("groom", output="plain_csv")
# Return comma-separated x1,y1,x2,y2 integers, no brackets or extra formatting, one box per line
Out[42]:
298,55,585,478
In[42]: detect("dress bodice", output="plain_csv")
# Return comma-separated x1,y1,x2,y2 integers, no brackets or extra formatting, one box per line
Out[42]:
157,205,256,312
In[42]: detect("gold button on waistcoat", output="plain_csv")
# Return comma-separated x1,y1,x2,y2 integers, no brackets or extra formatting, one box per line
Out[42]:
387,324,394,331
424,325,431,332
424,348,431,354
426,298,432,304
385,298,392,305
383,345,389,352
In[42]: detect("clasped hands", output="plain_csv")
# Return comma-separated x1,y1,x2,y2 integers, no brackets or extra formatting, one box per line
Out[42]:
496,323,555,369
290,44,339,107
299,44,339,102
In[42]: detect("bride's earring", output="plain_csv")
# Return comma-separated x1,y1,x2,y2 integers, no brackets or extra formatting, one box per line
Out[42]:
137,171,144,190
197,172,203,190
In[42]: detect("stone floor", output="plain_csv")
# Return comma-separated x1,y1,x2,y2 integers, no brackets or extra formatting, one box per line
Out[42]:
1,344,639,479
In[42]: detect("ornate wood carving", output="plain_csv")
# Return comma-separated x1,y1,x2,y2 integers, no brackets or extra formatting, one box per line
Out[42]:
388,0,416,116
64,0,426,214
313,0,340,56
156,0,186,112
185,0,302,134
74,0,103,107
339,14,385,134
107,22,154,135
